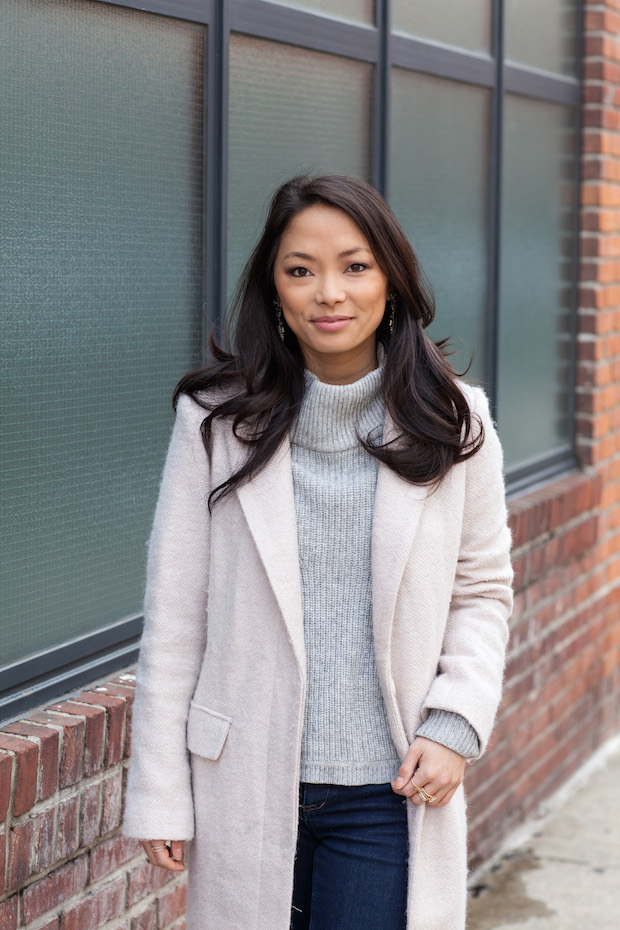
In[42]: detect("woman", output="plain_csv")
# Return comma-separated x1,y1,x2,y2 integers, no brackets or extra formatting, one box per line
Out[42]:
123,175,513,930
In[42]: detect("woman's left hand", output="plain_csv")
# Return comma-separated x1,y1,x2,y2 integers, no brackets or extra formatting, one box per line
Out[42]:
391,736,467,807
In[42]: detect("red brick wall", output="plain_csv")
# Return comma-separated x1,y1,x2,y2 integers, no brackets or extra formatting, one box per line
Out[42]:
467,0,620,867
0,675,187,930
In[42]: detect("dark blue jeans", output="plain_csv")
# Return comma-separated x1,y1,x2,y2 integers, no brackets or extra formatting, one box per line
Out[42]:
290,783,409,930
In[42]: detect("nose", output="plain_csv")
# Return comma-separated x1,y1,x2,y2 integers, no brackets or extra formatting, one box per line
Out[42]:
316,274,346,307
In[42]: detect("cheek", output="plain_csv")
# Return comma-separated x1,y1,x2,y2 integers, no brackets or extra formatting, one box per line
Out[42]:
366,283,388,312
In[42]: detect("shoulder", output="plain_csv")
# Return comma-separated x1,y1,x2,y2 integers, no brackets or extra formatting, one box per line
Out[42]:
455,380,493,423
454,382,506,488
172,393,209,444
174,387,250,471
175,384,238,424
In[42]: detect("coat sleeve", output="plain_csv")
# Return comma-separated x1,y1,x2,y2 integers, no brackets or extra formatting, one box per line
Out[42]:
421,386,513,756
123,393,211,840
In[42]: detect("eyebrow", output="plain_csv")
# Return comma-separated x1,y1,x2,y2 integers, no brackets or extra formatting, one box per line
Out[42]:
281,247,371,261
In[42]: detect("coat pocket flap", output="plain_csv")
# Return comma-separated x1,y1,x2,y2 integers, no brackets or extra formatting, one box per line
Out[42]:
186,702,231,760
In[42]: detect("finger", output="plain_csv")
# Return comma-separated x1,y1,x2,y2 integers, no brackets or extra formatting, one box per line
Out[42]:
141,840,155,864
143,839,165,866
391,744,424,794
421,772,463,806
409,787,426,805
434,784,460,807
411,759,464,804
170,840,185,864
144,841,185,872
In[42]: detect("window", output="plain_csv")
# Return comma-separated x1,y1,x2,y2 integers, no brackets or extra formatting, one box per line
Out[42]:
1,0,203,717
0,0,582,718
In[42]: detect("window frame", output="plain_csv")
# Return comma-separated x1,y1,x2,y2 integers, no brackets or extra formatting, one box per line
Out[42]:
0,0,583,720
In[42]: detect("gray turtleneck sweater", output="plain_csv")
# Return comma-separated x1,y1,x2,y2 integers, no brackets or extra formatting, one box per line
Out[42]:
290,365,479,786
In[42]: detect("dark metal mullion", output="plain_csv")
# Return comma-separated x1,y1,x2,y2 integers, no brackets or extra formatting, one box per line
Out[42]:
372,0,391,198
506,447,578,498
391,35,495,88
503,64,580,106
486,0,504,417
203,0,230,353
0,617,143,691
229,0,378,62
93,0,213,25
567,0,585,463
0,616,144,723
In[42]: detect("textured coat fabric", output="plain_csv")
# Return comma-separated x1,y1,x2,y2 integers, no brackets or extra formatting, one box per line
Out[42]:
123,383,513,930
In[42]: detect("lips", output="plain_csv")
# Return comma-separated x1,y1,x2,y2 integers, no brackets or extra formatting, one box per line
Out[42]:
312,316,352,332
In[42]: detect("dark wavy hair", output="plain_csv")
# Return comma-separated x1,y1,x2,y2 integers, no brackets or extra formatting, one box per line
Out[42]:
174,174,483,508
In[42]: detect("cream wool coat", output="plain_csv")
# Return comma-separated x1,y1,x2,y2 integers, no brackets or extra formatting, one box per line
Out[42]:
123,383,513,930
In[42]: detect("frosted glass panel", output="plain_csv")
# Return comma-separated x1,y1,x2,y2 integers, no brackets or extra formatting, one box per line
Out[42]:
498,97,577,468
390,70,490,382
228,35,372,298
505,0,579,77
393,0,491,54
1,1,203,665
267,0,374,24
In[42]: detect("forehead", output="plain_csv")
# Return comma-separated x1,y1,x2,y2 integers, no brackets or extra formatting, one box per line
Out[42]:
278,204,370,253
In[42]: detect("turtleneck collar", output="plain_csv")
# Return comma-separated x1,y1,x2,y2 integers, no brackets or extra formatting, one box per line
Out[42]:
290,364,385,454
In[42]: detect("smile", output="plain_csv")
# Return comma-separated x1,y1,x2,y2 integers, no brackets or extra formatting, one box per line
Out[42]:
312,317,352,332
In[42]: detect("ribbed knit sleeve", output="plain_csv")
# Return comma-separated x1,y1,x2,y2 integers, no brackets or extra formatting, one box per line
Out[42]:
415,709,480,758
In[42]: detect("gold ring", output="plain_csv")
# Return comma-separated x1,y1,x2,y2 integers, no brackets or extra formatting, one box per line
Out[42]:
150,844,167,853
411,782,437,804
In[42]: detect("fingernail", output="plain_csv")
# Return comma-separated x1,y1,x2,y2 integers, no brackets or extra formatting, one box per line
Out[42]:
394,776,405,788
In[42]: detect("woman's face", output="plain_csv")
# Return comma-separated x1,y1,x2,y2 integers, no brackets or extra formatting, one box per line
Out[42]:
273,204,389,383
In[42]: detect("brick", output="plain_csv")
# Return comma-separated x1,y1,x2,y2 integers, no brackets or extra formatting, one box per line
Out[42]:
7,818,33,892
127,860,171,908
33,807,56,873
39,920,60,930
159,882,187,927
90,833,142,883
72,693,127,767
60,876,125,930
97,683,136,700
80,781,101,847
2,721,59,800
98,684,135,757
0,827,5,896
51,702,105,776
131,904,157,930
22,858,88,924
30,712,85,788
0,751,12,821
0,735,38,817
100,769,123,835
56,794,79,861
0,896,18,930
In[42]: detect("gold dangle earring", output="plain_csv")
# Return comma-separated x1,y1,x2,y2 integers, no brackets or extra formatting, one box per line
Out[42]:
388,292,397,335
273,298,285,342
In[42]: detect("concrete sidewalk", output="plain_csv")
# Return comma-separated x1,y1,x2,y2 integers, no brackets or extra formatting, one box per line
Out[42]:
467,736,620,930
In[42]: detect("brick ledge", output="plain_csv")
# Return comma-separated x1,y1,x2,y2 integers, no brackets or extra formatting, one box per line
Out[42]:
509,469,602,550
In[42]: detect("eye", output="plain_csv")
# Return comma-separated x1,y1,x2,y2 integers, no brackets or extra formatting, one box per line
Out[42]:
289,266,312,278
347,262,367,273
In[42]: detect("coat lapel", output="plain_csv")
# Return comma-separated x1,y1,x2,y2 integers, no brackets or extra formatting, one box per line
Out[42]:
371,413,429,670
235,437,306,677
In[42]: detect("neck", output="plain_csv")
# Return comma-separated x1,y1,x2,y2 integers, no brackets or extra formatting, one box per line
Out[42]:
303,341,378,385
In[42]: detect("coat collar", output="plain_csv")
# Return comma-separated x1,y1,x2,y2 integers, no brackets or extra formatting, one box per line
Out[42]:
233,411,429,681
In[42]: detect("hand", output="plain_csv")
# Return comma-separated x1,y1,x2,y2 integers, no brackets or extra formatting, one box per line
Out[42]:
391,736,467,807
142,839,185,871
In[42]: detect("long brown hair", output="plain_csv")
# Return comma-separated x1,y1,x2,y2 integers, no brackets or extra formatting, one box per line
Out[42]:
174,174,483,508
